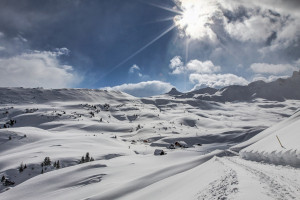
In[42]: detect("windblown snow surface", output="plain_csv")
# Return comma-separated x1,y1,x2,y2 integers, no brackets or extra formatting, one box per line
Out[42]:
0,86,299,200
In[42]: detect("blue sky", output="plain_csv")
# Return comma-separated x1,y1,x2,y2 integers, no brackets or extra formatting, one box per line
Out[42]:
0,0,299,96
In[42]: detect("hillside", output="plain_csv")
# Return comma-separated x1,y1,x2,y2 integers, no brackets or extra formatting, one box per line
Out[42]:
0,82,299,199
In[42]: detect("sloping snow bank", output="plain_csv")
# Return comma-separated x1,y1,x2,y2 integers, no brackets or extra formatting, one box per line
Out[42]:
235,110,300,167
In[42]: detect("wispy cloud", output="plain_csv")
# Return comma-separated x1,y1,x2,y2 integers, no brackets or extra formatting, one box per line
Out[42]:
128,64,149,79
129,64,141,74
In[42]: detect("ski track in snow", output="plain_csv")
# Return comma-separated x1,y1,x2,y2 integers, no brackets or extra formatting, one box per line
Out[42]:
202,157,300,200
197,161,239,200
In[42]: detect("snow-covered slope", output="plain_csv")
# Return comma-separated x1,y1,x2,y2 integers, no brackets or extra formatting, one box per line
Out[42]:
215,71,300,102
0,86,299,199
0,87,134,104
232,110,300,167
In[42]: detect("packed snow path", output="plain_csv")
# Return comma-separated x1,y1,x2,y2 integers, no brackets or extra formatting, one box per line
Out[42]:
198,157,300,200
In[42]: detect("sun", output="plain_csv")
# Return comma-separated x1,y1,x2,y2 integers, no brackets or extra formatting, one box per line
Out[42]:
95,0,219,82
174,0,218,41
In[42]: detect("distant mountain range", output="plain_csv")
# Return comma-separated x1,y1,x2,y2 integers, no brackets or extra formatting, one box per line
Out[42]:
1,70,299,104
167,70,300,102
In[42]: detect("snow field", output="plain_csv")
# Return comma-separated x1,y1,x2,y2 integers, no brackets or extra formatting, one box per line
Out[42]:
0,87,300,199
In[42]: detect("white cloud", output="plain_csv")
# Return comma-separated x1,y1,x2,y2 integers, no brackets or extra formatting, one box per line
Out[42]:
186,60,221,74
174,0,300,44
189,73,249,89
0,32,4,37
0,49,81,88
222,0,300,56
0,46,5,51
169,57,246,89
55,47,70,56
224,15,278,43
104,81,174,97
252,75,289,83
169,56,183,69
259,18,300,54
174,0,300,53
129,64,141,73
250,63,297,75
128,64,149,79
170,57,220,75
228,0,300,16
295,58,300,67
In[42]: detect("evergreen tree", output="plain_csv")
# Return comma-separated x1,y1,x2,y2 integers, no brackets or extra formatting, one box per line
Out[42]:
90,157,94,161
19,163,24,172
24,164,27,169
80,156,85,163
41,169,44,174
43,157,51,166
53,161,57,168
85,152,90,162
1,175,5,182
56,160,60,169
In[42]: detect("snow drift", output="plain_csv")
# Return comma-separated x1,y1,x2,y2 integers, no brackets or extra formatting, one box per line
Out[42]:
233,110,300,167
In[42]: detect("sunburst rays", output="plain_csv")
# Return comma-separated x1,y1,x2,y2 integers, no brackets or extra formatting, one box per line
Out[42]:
96,24,177,82
93,1,183,86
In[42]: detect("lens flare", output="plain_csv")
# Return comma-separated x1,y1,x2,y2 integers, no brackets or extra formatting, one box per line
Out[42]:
96,24,176,82
174,0,219,41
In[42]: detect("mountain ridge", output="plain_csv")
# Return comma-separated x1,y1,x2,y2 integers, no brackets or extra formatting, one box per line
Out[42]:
167,70,300,102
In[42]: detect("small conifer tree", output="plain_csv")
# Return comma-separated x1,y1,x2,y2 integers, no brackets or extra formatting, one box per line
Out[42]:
19,163,24,172
43,157,51,166
1,175,5,182
80,156,85,163
85,152,90,162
